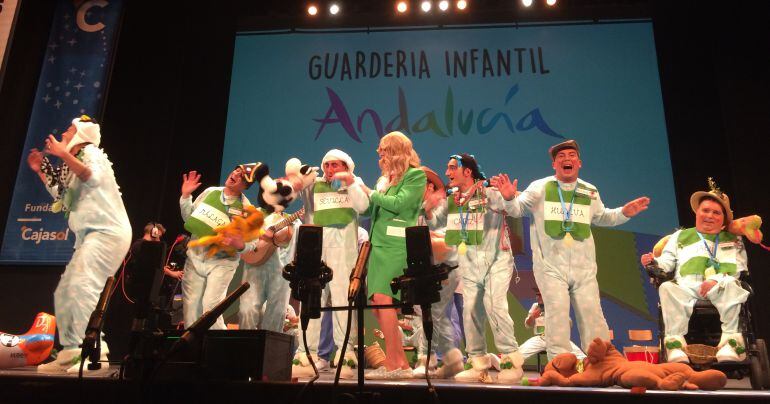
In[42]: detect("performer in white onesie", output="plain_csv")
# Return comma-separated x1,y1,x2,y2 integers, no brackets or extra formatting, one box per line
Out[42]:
492,140,649,360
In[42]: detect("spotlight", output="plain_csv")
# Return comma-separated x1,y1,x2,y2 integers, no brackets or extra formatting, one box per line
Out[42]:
546,0,556,5
438,0,449,11
307,5,318,15
329,3,340,15
521,0,533,7
456,0,467,10
421,1,431,12
396,1,408,13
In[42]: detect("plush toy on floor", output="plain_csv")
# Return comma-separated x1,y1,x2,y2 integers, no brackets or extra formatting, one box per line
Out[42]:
1,313,56,369
536,338,727,390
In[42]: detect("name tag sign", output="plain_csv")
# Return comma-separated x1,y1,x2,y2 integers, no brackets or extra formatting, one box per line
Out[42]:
192,203,230,229
574,187,597,200
543,201,591,224
314,192,352,211
447,212,485,231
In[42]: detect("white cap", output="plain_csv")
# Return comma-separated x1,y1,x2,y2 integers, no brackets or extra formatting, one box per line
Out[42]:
66,116,101,152
322,149,355,175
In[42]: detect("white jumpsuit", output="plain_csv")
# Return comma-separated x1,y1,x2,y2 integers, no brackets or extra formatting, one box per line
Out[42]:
507,176,629,359
47,145,132,350
180,187,256,330
429,189,519,358
294,178,369,358
238,217,299,332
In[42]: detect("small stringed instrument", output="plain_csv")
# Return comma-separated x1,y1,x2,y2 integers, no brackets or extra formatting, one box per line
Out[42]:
241,207,304,265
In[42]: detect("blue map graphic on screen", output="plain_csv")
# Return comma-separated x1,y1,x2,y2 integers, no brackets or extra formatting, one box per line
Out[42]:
224,21,676,352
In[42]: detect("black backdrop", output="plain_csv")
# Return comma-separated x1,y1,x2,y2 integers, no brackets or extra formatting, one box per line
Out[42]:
0,0,768,341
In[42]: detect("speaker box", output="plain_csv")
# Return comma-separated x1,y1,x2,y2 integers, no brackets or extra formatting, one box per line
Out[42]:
201,330,293,382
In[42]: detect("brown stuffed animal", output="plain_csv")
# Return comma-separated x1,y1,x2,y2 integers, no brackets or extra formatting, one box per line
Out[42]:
537,338,726,390
187,205,265,258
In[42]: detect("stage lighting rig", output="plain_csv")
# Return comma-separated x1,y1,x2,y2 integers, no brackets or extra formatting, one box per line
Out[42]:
307,5,318,15
396,1,408,13
457,0,467,11
522,0,533,7
421,1,432,12
438,0,449,11
546,0,557,6
329,3,340,15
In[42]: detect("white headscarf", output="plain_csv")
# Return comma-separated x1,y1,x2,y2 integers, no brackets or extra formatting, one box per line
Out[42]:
321,149,355,176
66,116,101,152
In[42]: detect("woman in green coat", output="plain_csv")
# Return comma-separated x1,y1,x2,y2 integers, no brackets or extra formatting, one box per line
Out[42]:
362,131,426,378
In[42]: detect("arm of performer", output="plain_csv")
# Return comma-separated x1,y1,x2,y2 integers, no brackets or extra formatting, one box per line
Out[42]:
423,196,448,228
44,134,93,182
179,170,207,221
367,169,426,214
591,192,649,227
27,148,55,196
524,303,540,329
335,172,370,213
489,174,538,217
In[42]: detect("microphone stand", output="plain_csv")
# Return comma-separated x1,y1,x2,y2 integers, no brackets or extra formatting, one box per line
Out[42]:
79,276,117,378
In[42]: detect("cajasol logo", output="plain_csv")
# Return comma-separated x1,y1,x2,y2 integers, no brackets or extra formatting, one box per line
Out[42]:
20,226,70,244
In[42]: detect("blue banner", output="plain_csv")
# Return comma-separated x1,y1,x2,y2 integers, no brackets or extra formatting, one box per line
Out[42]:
224,21,676,351
0,0,123,264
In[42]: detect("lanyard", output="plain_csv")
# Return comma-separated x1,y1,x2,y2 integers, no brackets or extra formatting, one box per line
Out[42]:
696,231,720,269
458,206,471,242
557,184,576,232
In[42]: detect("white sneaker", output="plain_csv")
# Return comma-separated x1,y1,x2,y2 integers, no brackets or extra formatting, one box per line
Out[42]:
488,353,501,371
335,352,358,379
497,351,524,384
454,354,491,382
37,348,80,373
664,336,689,363
716,334,746,363
431,348,464,379
291,353,324,378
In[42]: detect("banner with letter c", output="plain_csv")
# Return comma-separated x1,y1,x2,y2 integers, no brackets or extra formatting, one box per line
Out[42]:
0,0,123,264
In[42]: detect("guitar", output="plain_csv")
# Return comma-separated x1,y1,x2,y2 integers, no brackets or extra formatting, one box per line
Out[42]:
241,208,305,265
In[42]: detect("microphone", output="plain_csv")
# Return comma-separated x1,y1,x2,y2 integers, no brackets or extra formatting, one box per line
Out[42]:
348,241,371,302
165,282,250,359
80,276,117,362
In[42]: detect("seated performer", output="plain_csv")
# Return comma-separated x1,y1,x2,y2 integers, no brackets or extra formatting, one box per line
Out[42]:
493,139,649,360
179,165,260,330
519,288,585,361
28,115,132,373
641,181,749,363
424,154,523,383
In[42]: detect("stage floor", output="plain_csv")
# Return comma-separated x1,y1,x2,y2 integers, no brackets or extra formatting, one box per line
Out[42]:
1,365,767,403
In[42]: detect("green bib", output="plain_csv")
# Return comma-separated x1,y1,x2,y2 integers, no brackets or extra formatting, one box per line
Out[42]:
312,181,355,227
543,181,593,241
445,194,485,246
677,228,738,277
184,190,244,238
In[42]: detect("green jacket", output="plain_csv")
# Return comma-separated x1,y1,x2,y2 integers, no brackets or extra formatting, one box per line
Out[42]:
364,167,427,249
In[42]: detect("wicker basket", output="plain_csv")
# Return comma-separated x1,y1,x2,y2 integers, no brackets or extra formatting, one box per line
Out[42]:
685,344,717,365
364,342,386,369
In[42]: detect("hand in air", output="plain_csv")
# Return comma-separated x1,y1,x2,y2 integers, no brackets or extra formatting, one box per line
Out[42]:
622,197,650,217
490,174,518,200
181,171,202,197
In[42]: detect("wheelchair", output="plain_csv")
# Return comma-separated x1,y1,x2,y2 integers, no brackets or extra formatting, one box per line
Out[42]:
646,265,770,389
